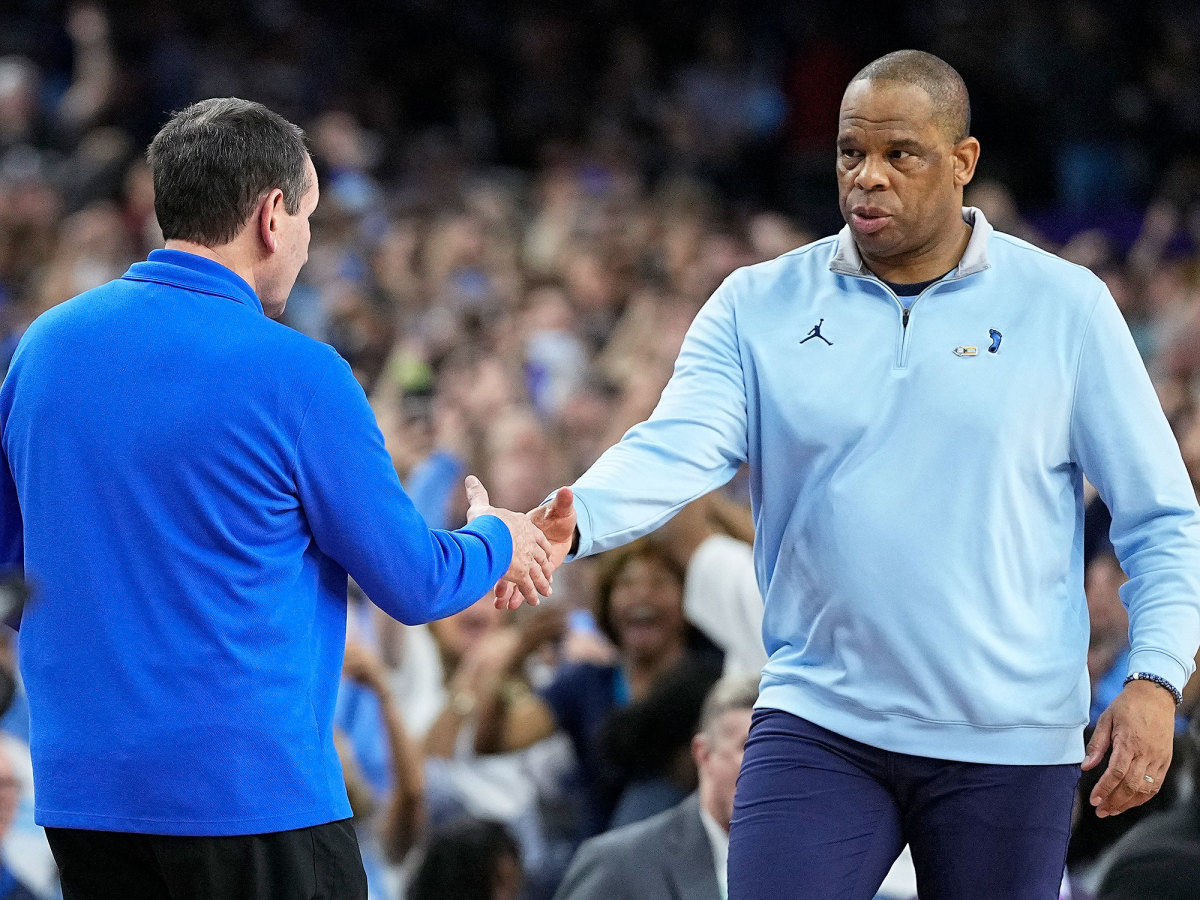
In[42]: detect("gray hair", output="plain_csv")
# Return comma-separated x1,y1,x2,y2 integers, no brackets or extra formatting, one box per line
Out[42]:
698,673,760,738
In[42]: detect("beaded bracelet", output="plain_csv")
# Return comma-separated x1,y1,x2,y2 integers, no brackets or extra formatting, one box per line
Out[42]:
1124,672,1183,706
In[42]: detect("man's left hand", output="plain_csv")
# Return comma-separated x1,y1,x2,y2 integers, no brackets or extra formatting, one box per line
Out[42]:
1082,678,1176,817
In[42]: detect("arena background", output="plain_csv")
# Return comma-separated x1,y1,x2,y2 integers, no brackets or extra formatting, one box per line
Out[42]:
0,2,1198,899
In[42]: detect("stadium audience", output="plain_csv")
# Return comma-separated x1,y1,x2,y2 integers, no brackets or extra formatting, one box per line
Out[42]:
0,3,1199,898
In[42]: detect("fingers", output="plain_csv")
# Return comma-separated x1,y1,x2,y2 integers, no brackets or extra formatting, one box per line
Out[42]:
1089,721,1170,817
1082,712,1112,771
532,521,554,565
1092,748,1162,817
493,581,517,610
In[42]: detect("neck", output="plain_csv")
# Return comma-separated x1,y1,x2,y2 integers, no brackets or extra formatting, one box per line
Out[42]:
861,215,972,284
698,784,730,834
164,239,259,296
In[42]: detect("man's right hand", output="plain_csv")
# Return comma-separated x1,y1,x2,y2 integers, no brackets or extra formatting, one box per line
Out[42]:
493,487,577,610
464,475,554,608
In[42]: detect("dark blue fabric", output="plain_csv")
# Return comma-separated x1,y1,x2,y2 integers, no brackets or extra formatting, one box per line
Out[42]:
0,250,513,835
728,708,1079,900
541,662,621,836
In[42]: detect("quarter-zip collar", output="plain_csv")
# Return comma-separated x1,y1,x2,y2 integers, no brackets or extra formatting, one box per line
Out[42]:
121,249,264,315
828,206,993,281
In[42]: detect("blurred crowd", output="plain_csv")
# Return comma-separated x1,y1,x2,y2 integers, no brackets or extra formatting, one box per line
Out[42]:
2,1,1200,899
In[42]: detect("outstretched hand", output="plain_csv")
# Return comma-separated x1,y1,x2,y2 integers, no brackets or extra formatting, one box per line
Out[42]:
1082,679,1176,817
464,475,554,608
493,487,577,611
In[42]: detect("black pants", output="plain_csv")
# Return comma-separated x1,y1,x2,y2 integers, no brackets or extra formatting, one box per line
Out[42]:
45,819,368,900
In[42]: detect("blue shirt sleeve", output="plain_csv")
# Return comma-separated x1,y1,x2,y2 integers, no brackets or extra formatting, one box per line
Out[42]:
572,279,749,557
1070,285,1200,692
293,354,513,624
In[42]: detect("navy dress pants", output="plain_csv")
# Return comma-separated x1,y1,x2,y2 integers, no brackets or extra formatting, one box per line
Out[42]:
728,709,1079,900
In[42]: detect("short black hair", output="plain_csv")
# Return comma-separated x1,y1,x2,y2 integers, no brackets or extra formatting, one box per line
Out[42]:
850,50,971,142
147,97,311,246
408,818,521,900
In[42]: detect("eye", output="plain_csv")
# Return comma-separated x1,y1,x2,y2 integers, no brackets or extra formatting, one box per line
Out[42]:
839,147,863,162
889,149,914,161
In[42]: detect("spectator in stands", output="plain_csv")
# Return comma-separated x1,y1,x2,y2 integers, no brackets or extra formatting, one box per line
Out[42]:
408,818,523,900
475,539,724,836
554,673,758,900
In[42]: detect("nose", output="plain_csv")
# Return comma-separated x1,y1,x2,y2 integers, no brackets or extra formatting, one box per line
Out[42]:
854,153,889,192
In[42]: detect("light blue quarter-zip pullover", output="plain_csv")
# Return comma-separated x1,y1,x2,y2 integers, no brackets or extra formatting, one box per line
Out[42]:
570,208,1200,765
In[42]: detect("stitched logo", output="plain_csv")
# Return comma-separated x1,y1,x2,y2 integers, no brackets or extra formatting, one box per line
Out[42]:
953,346,978,357
799,318,832,346
988,329,1002,353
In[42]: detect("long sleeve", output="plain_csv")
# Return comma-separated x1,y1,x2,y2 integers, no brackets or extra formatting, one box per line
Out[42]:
573,280,749,557
294,358,512,624
1070,286,1200,692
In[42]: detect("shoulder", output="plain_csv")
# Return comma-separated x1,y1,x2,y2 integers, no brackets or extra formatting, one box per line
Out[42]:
986,230,1106,297
576,797,693,860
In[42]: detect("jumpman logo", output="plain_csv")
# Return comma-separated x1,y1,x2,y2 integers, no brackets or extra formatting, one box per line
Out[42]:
800,318,833,346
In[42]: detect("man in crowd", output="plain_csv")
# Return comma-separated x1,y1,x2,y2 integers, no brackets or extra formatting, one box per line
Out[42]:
554,674,757,900
0,97,559,899
514,50,1200,898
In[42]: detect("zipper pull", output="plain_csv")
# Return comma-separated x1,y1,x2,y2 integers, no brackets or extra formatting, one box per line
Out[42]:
902,306,911,329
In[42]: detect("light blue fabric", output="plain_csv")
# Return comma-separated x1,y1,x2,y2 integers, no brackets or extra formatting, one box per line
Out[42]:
0,250,513,835
569,209,1200,766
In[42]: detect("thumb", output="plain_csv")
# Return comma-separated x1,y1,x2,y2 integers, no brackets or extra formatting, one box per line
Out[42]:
464,475,490,515
1083,711,1113,770
546,486,574,518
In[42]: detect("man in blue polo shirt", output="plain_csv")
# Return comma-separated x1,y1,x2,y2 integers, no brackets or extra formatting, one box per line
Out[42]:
0,97,559,899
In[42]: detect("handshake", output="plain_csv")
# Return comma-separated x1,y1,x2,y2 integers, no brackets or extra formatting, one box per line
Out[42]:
463,475,577,610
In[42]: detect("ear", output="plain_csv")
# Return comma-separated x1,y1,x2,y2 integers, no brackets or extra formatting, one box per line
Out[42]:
257,188,286,254
952,136,981,188
691,732,708,771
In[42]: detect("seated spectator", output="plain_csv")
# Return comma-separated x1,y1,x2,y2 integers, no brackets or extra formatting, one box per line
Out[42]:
475,538,724,836
408,818,523,900
418,597,578,899
1095,717,1200,900
553,673,757,900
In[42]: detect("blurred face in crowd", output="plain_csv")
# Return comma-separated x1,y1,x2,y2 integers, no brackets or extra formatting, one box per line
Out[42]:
837,79,979,282
431,596,504,667
694,706,753,832
258,156,319,318
607,553,686,663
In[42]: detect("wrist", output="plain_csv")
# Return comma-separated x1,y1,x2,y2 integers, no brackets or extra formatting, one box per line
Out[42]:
1123,672,1183,706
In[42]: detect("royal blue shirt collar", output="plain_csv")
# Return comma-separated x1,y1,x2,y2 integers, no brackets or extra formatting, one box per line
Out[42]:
122,249,264,315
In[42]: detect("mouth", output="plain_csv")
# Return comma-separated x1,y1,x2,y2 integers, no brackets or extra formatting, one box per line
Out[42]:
849,209,893,235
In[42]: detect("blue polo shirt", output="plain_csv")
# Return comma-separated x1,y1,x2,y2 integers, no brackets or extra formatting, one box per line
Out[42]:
0,250,512,835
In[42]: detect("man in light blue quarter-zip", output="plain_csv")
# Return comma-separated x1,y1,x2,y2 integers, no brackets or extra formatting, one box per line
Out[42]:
0,98,560,900
503,50,1200,899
